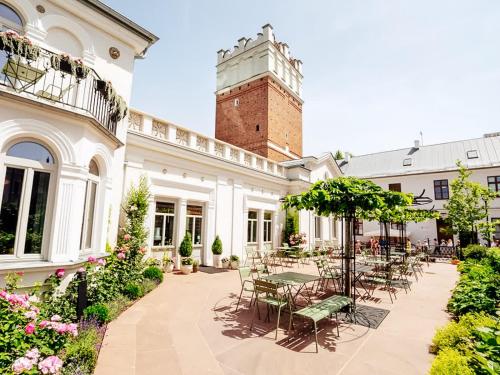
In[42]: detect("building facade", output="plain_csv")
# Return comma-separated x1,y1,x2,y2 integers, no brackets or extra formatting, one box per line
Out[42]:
0,0,157,286
340,137,500,244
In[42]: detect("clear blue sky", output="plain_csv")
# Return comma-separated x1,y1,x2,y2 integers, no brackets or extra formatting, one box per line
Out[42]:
104,0,500,156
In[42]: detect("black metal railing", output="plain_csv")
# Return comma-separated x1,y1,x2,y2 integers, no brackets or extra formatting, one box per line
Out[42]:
0,46,120,135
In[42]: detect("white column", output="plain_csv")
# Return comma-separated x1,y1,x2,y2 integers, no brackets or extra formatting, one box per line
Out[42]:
167,124,177,143
143,115,153,135
273,210,280,248
232,181,244,259
205,195,216,266
257,209,265,251
175,198,187,268
146,196,156,257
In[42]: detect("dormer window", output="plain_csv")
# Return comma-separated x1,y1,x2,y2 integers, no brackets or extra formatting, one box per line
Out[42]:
467,150,479,159
403,158,412,166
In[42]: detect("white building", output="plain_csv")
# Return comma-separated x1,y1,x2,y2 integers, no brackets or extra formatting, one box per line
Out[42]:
0,0,157,286
340,137,500,245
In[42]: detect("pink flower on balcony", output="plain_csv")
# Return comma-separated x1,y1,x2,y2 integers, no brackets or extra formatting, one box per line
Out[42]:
12,357,33,374
55,268,65,278
117,252,126,260
38,356,63,374
87,256,97,263
123,233,131,241
25,323,35,335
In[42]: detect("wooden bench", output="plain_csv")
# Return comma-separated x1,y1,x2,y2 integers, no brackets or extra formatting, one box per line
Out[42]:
288,295,352,352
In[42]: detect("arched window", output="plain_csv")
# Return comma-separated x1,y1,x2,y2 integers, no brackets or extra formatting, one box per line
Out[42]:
0,3,24,32
80,158,99,250
0,141,55,257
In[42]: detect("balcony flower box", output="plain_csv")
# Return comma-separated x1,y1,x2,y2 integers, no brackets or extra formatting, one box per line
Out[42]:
0,30,40,60
50,53,89,79
96,79,128,122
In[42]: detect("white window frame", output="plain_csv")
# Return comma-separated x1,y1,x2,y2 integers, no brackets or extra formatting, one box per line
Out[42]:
0,139,56,260
263,211,272,243
153,201,176,248
186,204,203,246
80,162,100,252
247,210,258,244
0,3,24,33
315,216,322,240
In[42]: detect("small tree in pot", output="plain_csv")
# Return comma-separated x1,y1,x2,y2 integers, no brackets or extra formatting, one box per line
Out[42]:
212,235,223,268
179,232,193,274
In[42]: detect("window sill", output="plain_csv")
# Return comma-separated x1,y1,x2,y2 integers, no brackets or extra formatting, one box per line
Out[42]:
0,252,109,272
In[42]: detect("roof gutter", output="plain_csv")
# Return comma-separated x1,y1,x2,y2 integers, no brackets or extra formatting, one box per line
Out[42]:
77,0,159,57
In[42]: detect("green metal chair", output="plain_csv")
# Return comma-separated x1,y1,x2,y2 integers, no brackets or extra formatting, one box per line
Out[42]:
235,266,255,312
250,279,291,340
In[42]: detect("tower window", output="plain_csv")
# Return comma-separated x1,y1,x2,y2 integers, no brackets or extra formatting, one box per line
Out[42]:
256,124,260,132
234,98,239,107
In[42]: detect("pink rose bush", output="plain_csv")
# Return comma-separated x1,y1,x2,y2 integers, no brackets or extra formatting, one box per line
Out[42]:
11,348,63,375
289,232,307,246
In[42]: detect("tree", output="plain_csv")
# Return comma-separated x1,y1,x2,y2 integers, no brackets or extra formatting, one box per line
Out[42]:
283,177,413,297
333,150,344,160
283,208,299,245
444,162,496,246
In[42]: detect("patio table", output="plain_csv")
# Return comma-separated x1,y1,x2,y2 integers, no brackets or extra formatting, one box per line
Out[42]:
262,271,319,308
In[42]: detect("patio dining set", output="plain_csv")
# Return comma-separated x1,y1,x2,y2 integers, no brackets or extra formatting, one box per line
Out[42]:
234,241,428,352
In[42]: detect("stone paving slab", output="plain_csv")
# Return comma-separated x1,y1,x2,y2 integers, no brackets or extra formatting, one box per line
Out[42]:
94,263,457,375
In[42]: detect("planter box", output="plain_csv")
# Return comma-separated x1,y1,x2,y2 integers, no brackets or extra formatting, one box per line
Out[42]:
180,264,193,275
164,263,174,273
230,261,240,270
221,262,229,269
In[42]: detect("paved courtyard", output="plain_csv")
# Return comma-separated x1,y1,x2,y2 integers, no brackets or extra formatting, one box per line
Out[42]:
94,262,458,375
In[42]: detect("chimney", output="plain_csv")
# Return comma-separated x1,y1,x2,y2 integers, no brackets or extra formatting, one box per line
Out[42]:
414,140,420,148
262,23,274,41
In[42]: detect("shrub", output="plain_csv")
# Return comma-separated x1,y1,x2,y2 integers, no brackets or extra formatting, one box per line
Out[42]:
211,235,223,255
230,255,239,262
62,324,100,375
181,257,193,266
179,233,193,258
123,282,144,300
429,348,473,375
462,245,488,261
83,304,110,324
432,313,497,353
143,266,163,283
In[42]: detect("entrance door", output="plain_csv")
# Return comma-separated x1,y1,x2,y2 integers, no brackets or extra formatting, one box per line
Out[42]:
436,218,452,243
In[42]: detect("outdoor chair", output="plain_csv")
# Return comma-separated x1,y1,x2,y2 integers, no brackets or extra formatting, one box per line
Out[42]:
250,279,291,340
255,264,271,278
363,269,396,303
244,245,260,268
314,260,342,293
235,266,255,312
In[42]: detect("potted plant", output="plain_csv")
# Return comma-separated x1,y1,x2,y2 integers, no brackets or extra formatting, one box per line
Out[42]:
221,257,229,269
450,256,460,265
95,79,128,121
193,259,199,273
50,53,90,79
179,233,193,275
162,253,174,273
211,235,223,268
229,255,240,269
0,30,40,60
181,257,193,275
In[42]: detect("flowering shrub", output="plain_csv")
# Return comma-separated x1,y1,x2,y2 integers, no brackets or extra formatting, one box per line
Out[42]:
0,277,76,374
289,232,307,246
0,30,40,60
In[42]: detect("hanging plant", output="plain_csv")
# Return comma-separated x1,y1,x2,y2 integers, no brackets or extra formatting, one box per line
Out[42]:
96,79,128,122
0,30,40,60
50,53,90,79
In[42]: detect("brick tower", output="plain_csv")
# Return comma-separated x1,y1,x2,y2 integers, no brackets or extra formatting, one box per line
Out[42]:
215,24,303,162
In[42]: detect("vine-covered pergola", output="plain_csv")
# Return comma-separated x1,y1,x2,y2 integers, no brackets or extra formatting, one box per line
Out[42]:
283,177,437,299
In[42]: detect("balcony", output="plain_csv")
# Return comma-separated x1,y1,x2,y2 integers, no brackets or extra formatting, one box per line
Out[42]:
0,32,126,136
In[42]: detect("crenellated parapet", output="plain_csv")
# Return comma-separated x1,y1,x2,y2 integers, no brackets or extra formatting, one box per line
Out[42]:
216,24,303,99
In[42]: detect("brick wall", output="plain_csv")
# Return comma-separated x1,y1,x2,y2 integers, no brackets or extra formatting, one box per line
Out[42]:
215,75,302,161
